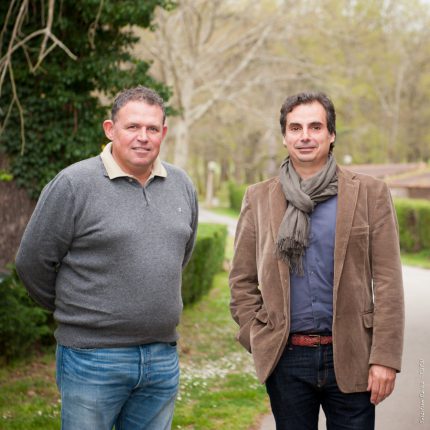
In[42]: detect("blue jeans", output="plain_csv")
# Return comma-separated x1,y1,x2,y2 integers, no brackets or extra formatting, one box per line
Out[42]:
266,343,375,430
56,343,179,430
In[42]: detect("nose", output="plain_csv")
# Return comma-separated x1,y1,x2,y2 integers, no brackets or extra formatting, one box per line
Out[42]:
301,127,310,141
138,128,149,141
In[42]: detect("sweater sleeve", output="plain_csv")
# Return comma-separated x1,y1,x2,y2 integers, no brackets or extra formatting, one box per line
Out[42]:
15,173,75,311
182,186,199,269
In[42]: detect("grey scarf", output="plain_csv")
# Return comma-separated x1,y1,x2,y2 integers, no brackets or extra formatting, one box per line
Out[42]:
276,155,338,275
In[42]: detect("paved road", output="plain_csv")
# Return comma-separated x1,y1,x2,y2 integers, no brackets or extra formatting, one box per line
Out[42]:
198,208,430,430
199,208,237,236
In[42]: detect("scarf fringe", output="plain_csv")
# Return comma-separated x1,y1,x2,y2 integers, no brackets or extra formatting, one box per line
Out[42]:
276,237,306,276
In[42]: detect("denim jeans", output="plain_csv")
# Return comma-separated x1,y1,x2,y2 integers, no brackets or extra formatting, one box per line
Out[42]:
56,342,179,430
266,343,375,430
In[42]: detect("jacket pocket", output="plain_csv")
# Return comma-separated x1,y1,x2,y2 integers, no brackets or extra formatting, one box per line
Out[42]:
362,311,374,328
255,306,269,324
350,225,369,237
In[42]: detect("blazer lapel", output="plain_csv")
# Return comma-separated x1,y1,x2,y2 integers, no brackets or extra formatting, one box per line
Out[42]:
333,167,359,298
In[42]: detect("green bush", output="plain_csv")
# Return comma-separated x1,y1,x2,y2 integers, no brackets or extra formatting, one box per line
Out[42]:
0,267,54,362
228,182,248,213
394,198,430,253
182,223,228,306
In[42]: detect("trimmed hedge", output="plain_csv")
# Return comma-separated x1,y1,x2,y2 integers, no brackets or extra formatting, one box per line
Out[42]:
227,182,430,255
394,198,430,253
182,223,228,306
228,182,248,213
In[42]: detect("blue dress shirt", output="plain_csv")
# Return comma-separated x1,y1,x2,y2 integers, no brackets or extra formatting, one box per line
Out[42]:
289,195,337,334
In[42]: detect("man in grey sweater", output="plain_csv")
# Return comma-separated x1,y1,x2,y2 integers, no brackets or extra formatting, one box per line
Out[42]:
16,86,198,430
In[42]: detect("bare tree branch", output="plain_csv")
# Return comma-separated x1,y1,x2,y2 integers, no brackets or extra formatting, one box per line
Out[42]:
88,0,105,49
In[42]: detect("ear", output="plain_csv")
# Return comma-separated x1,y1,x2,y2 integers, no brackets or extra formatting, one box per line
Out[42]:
330,132,335,145
282,136,288,148
161,125,168,140
103,120,115,141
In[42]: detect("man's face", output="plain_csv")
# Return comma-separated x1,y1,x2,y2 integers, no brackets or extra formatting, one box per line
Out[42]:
283,101,335,173
103,100,167,180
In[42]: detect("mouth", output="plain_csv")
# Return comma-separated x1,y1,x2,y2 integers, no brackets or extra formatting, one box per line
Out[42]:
296,146,317,152
131,147,151,152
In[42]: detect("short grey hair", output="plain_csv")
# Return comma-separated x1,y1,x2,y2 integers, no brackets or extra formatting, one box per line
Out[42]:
111,86,166,123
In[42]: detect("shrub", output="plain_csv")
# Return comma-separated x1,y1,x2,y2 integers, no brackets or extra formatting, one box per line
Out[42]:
182,223,228,306
394,198,430,253
0,267,54,362
228,182,248,213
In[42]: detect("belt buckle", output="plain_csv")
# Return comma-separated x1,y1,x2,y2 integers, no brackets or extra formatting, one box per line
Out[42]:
308,334,321,347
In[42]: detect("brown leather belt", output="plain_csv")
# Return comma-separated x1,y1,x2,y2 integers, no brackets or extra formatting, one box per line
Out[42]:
289,334,333,347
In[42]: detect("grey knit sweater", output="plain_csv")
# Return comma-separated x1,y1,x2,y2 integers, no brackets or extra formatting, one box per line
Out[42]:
16,155,198,348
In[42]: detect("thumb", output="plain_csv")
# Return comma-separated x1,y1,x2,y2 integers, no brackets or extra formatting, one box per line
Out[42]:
367,370,373,391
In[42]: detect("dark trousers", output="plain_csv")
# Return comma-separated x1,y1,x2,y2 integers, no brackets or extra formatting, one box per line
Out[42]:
266,343,375,430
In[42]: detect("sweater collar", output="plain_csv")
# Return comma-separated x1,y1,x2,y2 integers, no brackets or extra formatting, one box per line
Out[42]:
100,142,167,181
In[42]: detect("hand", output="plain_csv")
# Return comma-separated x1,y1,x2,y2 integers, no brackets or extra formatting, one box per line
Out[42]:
367,364,396,405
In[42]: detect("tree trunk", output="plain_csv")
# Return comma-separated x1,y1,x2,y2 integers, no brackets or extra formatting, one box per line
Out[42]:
173,118,190,169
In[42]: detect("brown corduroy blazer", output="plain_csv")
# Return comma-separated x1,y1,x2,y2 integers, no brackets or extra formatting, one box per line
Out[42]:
229,166,404,393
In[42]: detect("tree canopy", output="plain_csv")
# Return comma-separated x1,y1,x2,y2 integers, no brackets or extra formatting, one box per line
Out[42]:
139,0,430,189
0,0,172,197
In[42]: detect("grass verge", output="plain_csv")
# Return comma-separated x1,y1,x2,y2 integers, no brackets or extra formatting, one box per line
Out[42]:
0,272,268,430
401,250,430,269
205,206,239,219
174,271,268,429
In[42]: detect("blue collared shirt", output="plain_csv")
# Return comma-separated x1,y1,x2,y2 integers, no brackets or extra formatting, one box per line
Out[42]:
289,195,337,334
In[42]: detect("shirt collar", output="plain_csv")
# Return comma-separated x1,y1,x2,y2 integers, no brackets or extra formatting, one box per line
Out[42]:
100,142,167,181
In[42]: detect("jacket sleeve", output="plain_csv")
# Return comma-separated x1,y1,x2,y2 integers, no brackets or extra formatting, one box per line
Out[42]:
15,174,75,311
229,187,263,352
369,182,404,371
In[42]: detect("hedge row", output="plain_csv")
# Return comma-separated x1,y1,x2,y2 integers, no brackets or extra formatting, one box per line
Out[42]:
394,198,430,253
228,182,248,213
0,223,227,362
228,182,430,253
182,223,228,306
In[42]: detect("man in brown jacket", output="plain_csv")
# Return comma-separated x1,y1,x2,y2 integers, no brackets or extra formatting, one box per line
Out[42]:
229,92,404,429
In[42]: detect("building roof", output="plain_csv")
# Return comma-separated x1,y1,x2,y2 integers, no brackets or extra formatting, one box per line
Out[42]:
343,162,430,189
343,163,426,179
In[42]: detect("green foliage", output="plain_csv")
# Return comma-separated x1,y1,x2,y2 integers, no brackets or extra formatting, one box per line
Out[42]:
401,249,430,269
0,170,13,182
228,182,248,213
0,268,54,363
0,0,173,198
394,198,430,252
182,223,228,306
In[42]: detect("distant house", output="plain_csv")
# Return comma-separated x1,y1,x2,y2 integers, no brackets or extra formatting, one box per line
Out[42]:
343,162,430,200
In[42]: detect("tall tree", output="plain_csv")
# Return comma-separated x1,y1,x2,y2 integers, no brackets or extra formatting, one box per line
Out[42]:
0,0,172,197
136,0,283,171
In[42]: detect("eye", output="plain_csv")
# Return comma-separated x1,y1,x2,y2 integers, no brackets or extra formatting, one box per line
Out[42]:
127,125,137,130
